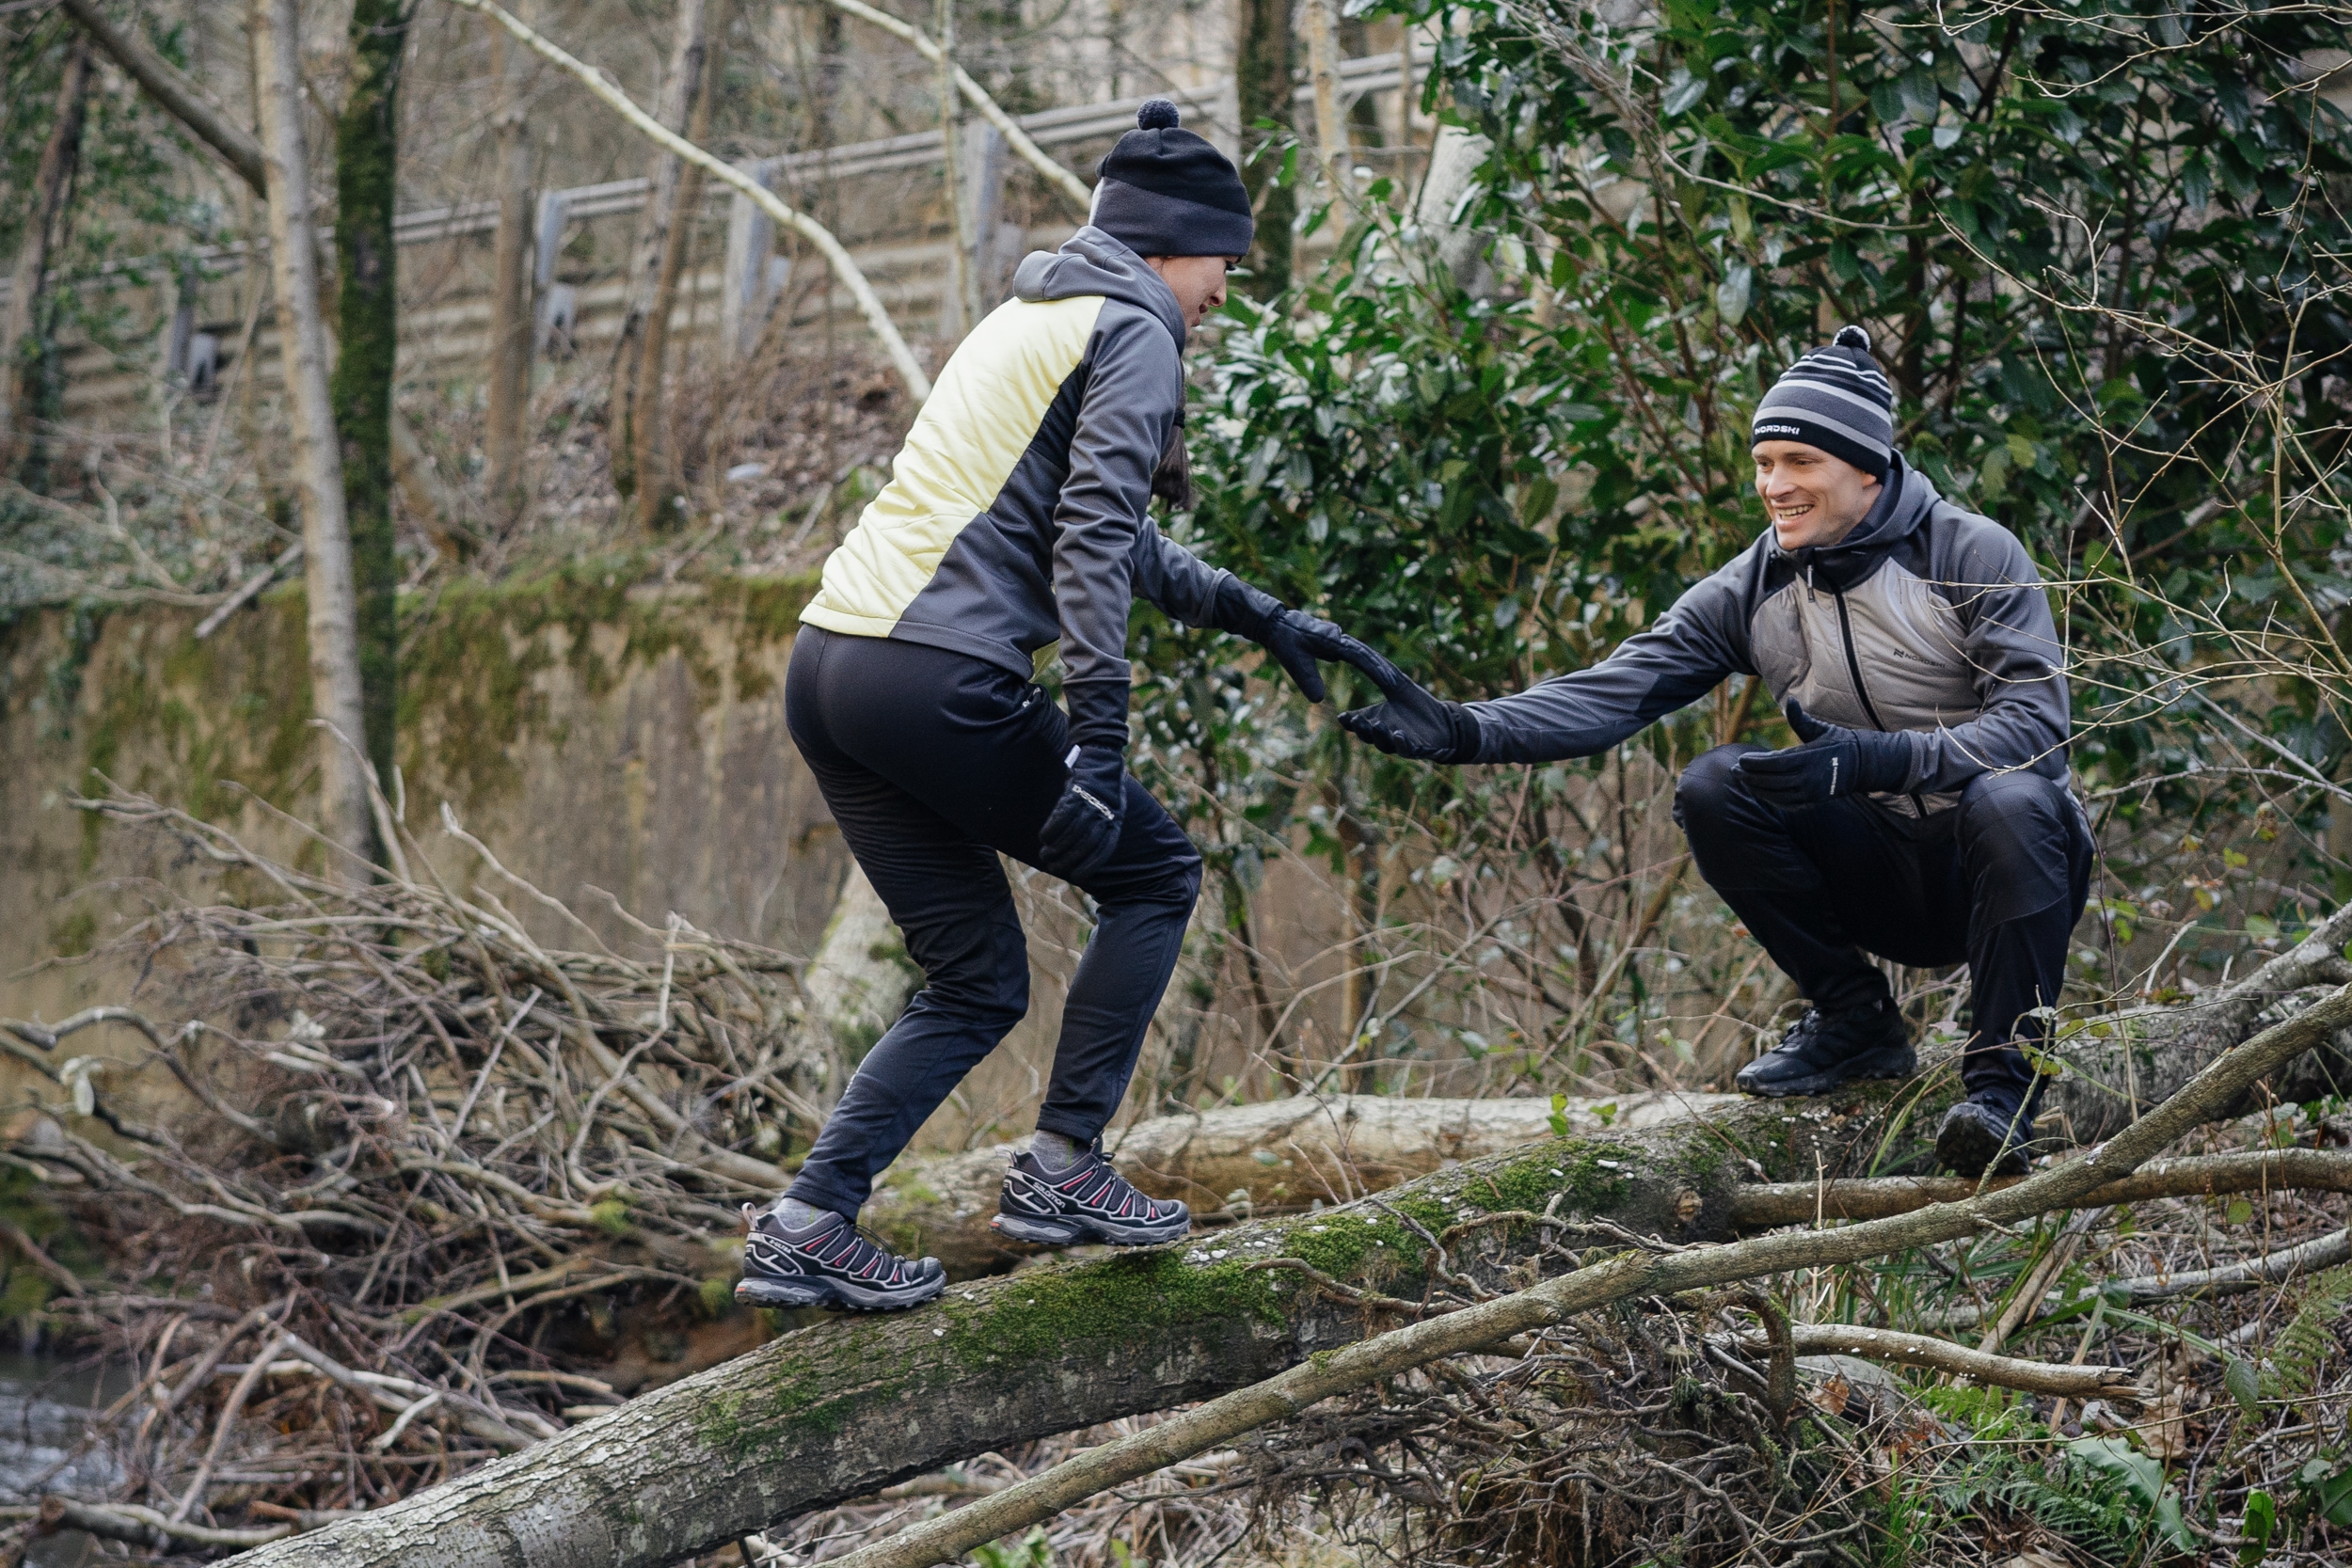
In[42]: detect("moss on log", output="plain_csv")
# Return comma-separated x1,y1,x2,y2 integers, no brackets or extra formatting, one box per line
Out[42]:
225,1092,1877,1568
868,1088,1743,1275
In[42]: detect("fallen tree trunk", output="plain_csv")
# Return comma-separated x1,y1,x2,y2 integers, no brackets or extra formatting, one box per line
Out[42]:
2044,902,2352,1140
785,983,2352,1568
867,1087,1740,1275
222,964,2352,1568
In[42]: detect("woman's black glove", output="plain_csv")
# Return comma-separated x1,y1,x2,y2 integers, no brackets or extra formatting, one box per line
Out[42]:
1336,644,1483,764
1734,699,1911,807
1212,578,1391,702
1036,745,1125,879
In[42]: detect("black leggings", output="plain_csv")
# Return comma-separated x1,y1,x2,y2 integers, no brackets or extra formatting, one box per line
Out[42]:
783,627,1201,1218
1674,745,2093,1106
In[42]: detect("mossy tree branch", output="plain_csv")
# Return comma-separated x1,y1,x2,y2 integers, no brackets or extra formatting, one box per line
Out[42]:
221,981,2352,1568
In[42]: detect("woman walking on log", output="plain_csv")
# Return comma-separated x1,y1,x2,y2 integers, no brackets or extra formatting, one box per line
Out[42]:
739,101,1385,1312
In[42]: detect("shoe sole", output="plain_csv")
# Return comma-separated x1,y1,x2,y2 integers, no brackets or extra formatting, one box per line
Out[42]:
992,1211,1191,1248
1936,1115,2032,1179
735,1272,946,1312
1736,1047,1917,1099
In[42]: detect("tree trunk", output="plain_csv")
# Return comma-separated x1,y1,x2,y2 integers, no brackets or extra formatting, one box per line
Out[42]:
59,0,453,567
333,0,411,802
217,1087,1852,1568
218,928,2352,1568
0,36,93,474
866,1088,1740,1275
610,0,710,512
2042,904,2352,1141
483,14,535,529
629,4,721,533
1232,0,1295,297
1301,0,1343,200
252,0,375,869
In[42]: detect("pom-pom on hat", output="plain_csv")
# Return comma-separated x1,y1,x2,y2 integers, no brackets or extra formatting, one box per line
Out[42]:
1090,99,1255,261
1750,325,1896,480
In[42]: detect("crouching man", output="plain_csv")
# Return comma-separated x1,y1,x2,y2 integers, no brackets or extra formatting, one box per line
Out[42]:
1340,327,2090,1177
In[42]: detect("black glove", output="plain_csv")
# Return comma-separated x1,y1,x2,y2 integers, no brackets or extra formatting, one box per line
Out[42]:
1336,642,1483,764
1036,745,1125,879
1734,699,1911,808
1212,578,1391,703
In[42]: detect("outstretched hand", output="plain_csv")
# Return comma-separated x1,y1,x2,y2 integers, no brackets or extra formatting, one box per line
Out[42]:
1258,607,1393,704
1336,644,1483,764
1734,699,1909,808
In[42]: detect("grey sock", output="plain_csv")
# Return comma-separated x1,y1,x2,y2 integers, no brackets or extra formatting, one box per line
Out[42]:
1030,1130,1087,1173
772,1196,836,1233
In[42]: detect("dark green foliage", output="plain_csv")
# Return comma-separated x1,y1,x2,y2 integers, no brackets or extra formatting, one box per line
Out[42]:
332,0,412,809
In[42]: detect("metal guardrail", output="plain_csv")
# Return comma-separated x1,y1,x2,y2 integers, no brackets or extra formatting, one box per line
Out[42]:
30,52,1416,410
0,53,1405,307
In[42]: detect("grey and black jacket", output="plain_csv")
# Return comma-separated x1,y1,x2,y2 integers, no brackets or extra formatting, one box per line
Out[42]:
801,227,1233,752
1466,457,2071,814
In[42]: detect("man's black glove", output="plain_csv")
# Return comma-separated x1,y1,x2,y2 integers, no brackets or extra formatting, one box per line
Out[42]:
1213,578,1391,703
1734,699,1910,808
1036,745,1125,879
1336,642,1483,764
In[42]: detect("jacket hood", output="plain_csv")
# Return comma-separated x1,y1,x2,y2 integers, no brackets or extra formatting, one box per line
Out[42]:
1012,226,1189,350
1777,451,1940,583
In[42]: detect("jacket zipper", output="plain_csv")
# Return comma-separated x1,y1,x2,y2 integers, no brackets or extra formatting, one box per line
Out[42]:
1824,578,1930,816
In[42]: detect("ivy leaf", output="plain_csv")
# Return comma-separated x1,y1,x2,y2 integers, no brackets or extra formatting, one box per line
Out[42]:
2225,1355,2262,1418
1716,261,1754,325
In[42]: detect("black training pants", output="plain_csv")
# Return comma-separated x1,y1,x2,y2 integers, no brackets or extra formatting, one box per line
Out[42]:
783,626,1202,1219
1673,745,2093,1104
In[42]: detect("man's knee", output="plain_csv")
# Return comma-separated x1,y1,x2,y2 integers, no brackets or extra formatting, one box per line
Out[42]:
1956,770,2071,869
1674,744,1758,834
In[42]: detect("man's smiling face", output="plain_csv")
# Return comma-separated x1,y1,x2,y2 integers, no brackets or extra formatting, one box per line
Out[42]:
1753,440,1883,551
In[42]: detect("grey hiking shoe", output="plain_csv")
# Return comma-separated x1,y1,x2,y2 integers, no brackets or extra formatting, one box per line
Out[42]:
737,1205,946,1311
1735,1001,1914,1098
993,1140,1190,1247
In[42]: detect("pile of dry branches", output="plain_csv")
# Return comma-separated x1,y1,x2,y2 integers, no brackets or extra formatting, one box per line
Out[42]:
0,785,826,1557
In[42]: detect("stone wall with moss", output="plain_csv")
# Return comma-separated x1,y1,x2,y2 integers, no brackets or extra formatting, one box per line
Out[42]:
0,564,859,1100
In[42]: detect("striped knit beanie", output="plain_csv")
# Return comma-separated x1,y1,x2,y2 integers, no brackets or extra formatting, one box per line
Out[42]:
1751,325,1895,480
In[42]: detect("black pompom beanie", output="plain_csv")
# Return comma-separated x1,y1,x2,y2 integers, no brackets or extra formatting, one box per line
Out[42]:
1751,325,1897,480
1091,99,1255,260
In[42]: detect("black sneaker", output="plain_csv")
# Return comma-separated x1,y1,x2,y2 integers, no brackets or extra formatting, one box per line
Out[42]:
1734,1002,1915,1098
1935,1095,2040,1178
736,1205,946,1311
993,1141,1190,1247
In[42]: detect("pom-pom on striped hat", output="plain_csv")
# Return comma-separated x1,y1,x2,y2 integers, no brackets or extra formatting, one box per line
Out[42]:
1750,325,1895,480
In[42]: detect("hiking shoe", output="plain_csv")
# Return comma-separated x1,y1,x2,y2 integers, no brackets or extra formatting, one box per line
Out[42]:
1734,1002,1915,1098
1936,1095,2041,1179
993,1140,1190,1247
736,1205,946,1311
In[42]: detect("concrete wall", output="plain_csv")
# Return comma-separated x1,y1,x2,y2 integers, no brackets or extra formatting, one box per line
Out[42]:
0,570,857,1118
0,571,1400,1152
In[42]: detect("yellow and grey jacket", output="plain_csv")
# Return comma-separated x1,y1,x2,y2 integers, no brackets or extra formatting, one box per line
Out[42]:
801,228,1234,752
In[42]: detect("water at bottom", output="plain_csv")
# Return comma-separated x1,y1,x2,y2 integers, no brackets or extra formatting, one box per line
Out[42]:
0,1351,127,1568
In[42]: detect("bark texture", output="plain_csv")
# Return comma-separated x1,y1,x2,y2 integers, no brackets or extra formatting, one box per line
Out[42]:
225,1088,1832,1568
1232,0,1295,296
2042,903,2352,1141
333,0,411,797
483,17,535,528
0,35,91,468
219,939,2352,1568
866,1088,1740,1275
610,0,710,513
252,0,375,868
